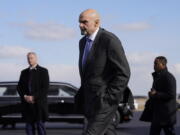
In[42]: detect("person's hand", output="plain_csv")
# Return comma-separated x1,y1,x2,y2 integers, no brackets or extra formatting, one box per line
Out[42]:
150,90,157,95
24,95,35,104
148,89,157,97
29,96,35,104
24,95,29,102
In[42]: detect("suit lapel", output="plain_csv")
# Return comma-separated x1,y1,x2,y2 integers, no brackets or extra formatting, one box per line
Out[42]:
79,28,102,78
79,37,86,78
83,28,102,73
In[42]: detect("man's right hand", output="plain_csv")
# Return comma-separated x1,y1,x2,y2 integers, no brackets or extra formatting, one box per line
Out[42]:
24,95,35,104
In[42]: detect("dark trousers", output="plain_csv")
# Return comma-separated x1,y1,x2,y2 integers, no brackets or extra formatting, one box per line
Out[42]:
83,105,118,135
150,123,175,135
25,121,46,135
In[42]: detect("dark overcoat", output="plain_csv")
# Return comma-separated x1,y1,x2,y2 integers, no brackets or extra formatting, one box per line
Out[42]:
17,65,49,122
151,68,176,125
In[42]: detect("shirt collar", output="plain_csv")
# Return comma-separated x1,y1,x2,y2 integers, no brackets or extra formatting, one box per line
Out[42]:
87,27,99,41
29,64,38,70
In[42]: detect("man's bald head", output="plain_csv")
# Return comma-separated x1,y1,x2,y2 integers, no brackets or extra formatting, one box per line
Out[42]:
80,9,100,21
79,9,100,36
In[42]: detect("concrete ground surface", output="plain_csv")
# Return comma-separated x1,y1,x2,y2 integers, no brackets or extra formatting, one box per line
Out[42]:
0,111,179,135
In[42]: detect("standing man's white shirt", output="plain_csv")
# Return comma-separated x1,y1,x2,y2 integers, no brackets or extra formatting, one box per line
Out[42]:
87,27,99,41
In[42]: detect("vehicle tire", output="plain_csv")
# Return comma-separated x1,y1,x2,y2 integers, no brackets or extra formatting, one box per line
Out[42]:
112,111,121,127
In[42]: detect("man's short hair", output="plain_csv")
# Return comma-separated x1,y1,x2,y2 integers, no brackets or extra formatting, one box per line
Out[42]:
155,56,167,65
27,52,37,57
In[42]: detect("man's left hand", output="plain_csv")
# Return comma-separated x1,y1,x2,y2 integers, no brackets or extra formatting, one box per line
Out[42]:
149,90,157,97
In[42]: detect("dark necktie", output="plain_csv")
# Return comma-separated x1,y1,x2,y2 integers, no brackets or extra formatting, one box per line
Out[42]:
82,37,92,69
28,69,33,94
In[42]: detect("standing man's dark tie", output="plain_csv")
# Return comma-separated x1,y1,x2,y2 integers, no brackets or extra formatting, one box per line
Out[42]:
28,69,33,94
82,37,93,70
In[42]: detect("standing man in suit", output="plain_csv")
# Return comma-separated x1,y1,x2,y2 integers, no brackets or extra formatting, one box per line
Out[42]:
75,9,130,135
17,52,49,135
148,56,176,135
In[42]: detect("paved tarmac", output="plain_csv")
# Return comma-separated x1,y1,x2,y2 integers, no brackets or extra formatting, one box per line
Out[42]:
0,111,179,135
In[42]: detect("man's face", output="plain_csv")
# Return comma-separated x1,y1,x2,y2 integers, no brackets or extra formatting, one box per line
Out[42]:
154,59,165,72
79,14,97,36
27,54,37,67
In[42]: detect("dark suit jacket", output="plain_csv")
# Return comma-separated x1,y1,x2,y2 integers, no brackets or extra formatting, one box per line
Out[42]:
17,65,49,122
150,68,176,125
75,28,130,117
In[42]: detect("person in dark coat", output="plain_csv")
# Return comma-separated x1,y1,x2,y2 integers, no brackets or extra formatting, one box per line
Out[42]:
17,52,49,135
75,9,130,135
148,56,176,135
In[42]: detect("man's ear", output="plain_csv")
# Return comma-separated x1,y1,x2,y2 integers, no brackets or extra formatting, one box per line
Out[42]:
95,19,100,27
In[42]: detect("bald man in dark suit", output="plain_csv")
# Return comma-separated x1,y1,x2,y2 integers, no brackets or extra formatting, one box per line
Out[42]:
75,9,130,135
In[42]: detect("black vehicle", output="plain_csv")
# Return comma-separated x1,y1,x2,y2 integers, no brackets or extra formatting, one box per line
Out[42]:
0,81,134,128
